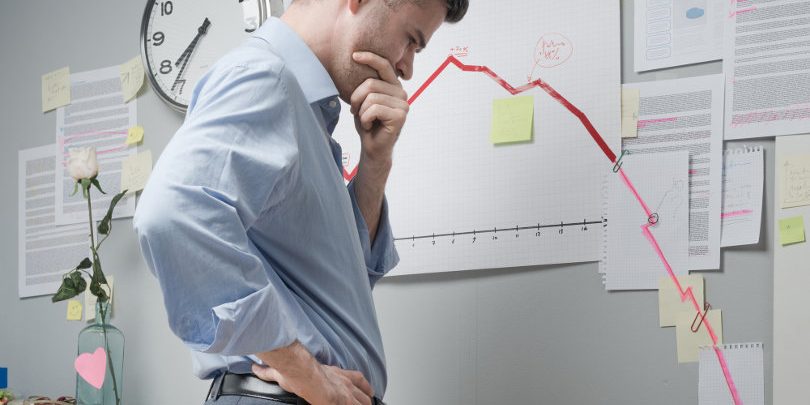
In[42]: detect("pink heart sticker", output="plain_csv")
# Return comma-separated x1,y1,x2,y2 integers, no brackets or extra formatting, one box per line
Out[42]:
74,347,107,389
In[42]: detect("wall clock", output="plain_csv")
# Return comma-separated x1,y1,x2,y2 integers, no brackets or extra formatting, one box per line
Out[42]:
140,0,285,112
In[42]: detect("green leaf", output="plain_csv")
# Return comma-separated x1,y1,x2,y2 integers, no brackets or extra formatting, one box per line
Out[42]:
52,278,79,302
70,181,79,196
89,279,109,302
90,176,106,195
76,257,92,270
97,190,128,235
91,258,107,285
70,271,87,293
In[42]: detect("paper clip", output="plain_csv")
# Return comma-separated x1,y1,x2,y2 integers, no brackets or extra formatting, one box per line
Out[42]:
690,301,712,333
612,150,630,173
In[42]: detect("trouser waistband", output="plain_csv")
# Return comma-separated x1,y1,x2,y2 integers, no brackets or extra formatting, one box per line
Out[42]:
207,372,386,405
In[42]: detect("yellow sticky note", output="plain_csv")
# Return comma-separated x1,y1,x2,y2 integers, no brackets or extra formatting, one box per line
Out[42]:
42,66,71,112
120,55,145,103
781,154,810,208
66,300,83,321
658,275,704,327
126,126,144,145
779,216,806,245
675,309,722,363
84,276,114,321
621,88,640,138
490,95,534,144
121,150,153,193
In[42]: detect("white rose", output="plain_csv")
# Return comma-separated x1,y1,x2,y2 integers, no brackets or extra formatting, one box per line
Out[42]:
67,147,99,181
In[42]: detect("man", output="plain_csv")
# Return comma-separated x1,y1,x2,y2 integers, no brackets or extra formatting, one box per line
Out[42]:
133,0,468,404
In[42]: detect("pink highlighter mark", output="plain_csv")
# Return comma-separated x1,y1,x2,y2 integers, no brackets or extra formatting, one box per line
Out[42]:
722,209,754,219
619,167,742,405
385,55,743,403
729,6,757,18
637,117,676,129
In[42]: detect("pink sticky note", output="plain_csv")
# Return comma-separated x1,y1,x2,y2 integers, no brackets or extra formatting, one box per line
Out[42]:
75,347,107,389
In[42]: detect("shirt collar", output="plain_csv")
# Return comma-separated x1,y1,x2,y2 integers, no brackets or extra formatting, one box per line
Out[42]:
253,17,339,104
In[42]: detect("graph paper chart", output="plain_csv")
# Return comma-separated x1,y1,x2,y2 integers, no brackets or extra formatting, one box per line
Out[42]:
699,343,764,405
332,0,620,275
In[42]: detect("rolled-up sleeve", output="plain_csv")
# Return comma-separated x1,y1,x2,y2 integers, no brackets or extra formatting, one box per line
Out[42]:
346,180,400,288
133,60,322,356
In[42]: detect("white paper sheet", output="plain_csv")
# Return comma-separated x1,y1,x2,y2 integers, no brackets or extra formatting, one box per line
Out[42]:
634,0,724,72
699,343,765,405
724,0,810,140
721,146,764,247
18,145,89,298
623,75,724,270
603,151,689,290
55,65,137,225
332,0,620,275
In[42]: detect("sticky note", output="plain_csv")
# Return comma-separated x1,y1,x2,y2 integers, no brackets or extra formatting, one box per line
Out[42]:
659,275,704,327
67,300,83,321
779,216,806,246
621,88,640,138
84,276,113,321
120,150,153,193
676,309,722,363
0,367,7,388
490,95,534,144
126,126,145,145
120,55,145,103
42,66,71,112
781,154,810,208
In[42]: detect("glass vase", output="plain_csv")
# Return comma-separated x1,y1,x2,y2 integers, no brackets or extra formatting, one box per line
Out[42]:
76,301,124,405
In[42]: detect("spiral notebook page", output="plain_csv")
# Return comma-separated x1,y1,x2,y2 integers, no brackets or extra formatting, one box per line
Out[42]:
721,147,764,247
699,343,764,405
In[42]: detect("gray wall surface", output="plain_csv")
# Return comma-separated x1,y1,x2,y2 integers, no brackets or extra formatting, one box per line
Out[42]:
0,1,775,404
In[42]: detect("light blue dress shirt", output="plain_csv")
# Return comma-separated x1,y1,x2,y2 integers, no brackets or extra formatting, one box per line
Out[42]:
133,18,399,397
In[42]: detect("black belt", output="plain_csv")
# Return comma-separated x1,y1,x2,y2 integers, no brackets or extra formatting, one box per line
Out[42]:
207,372,386,405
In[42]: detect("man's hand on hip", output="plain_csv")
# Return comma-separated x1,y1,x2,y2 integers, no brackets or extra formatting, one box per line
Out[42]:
253,341,374,405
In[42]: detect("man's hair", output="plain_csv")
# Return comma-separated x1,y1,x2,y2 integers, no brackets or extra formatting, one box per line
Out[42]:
385,0,469,23
440,0,468,23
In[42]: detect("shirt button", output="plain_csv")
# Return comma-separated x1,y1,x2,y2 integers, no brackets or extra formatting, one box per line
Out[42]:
328,100,338,109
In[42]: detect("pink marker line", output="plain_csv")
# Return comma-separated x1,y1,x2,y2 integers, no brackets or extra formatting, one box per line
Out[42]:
392,55,743,402
619,167,742,405
729,6,757,18
637,117,676,129
722,209,754,219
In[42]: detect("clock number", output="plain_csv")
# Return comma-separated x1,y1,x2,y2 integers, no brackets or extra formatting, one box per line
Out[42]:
160,1,173,16
160,60,172,74
152,32,165,46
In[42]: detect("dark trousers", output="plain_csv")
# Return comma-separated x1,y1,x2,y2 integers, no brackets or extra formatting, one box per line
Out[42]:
204,372,385,405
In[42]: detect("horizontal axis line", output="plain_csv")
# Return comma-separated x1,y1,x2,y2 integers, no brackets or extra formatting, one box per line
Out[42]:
394,220,603,241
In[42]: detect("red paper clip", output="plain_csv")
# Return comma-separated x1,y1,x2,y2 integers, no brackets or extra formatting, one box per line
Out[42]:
691,301,712,333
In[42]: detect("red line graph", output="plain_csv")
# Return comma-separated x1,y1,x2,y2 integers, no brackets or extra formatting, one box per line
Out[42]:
347,55,742,402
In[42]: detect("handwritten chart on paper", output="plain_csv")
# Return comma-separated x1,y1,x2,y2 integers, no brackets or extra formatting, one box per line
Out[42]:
332,0,620,275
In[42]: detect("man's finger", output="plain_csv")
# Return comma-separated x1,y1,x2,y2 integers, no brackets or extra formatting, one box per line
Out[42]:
351,385,373,405
359,104,406,134
353,51,399,84
343,370,374,399
350,79,407,115
357,93,408,119
251,363,280,383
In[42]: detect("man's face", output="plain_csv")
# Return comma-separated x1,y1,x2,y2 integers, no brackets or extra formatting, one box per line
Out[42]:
333,0,447,102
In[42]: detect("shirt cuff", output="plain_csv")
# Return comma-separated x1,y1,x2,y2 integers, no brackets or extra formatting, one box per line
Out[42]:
347,180,400,287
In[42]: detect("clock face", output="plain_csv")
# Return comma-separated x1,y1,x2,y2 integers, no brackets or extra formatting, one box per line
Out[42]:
140,0,281,112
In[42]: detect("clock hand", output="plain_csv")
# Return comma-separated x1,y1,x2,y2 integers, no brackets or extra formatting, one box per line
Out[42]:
174,18,211,67
172,18,211,93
